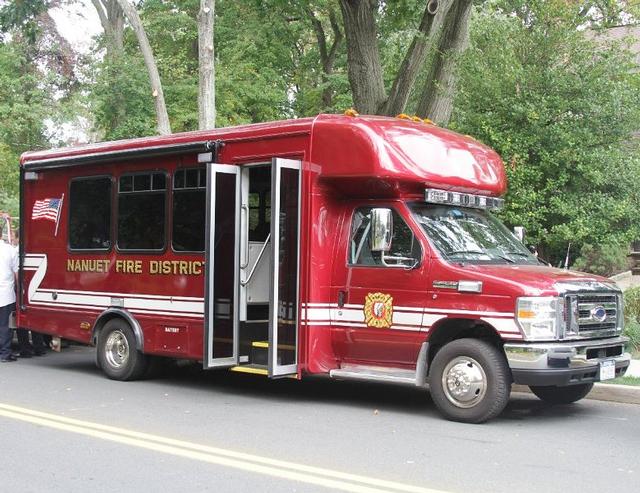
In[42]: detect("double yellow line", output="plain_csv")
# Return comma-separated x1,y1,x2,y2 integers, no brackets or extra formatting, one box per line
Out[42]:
0,403,448,493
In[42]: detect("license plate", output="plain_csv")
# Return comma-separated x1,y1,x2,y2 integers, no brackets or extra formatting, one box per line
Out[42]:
599,359,616,381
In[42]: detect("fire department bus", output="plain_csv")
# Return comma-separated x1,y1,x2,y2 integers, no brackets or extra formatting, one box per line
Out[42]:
17,113,630,423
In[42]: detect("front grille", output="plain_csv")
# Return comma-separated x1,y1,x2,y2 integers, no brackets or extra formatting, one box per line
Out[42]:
567,292,620,338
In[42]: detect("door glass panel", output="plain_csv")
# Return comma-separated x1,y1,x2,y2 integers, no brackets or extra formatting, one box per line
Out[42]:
210,172,237,360
273,166,299,368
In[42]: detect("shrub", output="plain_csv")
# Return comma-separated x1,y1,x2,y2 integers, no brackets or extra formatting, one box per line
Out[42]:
625,320,640,355
571,243,630,277
623,287,640,354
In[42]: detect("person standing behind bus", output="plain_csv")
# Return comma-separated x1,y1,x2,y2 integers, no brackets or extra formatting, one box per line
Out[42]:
0,230,18,362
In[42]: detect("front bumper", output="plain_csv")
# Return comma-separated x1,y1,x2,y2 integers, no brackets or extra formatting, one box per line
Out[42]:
504,336,630,386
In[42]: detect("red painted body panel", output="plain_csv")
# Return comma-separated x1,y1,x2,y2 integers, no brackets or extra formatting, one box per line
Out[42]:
18,114,607,378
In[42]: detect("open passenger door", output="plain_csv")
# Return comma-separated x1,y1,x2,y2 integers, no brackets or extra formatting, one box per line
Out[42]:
204,163,241,368
268,158,301,377
204,158,301,377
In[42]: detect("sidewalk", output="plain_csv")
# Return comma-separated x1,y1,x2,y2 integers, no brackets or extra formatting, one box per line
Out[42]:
626,359,640,377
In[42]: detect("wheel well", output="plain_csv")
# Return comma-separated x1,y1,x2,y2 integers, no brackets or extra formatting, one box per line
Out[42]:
427,318,503,372
92,309,144,351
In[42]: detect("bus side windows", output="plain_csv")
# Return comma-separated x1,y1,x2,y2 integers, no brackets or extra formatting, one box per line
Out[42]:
173,168,206,252
69,177,112,250
349,207,421,268
118,172,166,251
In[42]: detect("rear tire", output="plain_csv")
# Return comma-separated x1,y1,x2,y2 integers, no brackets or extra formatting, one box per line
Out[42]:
97,319,148,381
429,338,511,423
529,383,593,404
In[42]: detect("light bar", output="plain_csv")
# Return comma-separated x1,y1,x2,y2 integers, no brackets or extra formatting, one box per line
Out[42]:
425,188,504,210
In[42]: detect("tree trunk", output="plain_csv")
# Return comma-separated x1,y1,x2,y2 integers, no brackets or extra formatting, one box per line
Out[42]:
307,6,343,110
198,0,216,130
416,0,472,125
382,0,454,116
92,0,126,132
339,0,386,114
92,0,124,56
114,0,171,135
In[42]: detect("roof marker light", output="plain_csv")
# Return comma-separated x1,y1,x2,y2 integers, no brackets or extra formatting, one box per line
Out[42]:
425,188,504,211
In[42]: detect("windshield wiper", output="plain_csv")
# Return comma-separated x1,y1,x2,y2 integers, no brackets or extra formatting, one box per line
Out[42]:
503,251,530,258
495,254,515,264
448,250,485,257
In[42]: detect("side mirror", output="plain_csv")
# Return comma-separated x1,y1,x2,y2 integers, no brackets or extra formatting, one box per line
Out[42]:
513,226,525,242
370,208,393,252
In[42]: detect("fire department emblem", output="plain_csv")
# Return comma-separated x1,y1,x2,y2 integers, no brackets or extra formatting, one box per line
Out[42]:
364,292,393,328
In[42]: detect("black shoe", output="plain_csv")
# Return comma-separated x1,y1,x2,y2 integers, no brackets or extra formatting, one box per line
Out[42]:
1,355,17,362
18,351,33,358
33,350,46,356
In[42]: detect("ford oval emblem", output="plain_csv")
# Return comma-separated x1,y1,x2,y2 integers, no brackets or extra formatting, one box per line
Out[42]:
590,306,607,323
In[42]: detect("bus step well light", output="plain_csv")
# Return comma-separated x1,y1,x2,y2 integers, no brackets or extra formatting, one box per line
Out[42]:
425,188,504,211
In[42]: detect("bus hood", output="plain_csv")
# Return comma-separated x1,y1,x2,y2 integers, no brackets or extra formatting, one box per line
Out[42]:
457,263,620,297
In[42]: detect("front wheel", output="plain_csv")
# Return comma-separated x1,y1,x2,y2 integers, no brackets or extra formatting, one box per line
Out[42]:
97,319,148,381
529,383,593,404
429,338,511,423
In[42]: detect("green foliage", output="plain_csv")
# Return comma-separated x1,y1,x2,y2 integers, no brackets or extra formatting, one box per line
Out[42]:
0,40,50,213
90,52,157,140
452,1,640,265
571,242,630,276
0,0,49,43
623,286,640,353
623,286,640,324
625,320,640,354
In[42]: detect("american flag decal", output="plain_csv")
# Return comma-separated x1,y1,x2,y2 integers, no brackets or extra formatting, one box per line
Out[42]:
32,198,61,221
32,195,64,236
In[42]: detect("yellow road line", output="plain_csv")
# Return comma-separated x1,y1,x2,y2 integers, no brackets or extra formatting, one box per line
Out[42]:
0,403,448,493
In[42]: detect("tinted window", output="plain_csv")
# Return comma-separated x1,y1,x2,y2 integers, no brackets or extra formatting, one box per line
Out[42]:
349,207,420,267
173,167,206,252
69,177,111,250
118,172,166,250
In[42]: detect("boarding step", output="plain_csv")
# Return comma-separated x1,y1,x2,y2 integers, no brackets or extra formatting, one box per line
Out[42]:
329,365,418,386
250,340,295,366
229,364,268,376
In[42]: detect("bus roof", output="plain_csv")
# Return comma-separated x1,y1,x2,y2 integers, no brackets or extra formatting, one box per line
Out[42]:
21,114,506,196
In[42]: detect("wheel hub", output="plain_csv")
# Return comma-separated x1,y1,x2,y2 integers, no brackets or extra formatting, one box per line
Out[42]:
105,329,129,369
442,356,487,408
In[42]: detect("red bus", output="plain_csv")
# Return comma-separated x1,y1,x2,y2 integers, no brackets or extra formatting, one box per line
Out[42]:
18,113,630,422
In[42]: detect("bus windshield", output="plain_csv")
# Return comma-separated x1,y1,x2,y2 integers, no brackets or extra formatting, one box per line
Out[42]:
409,203,538,265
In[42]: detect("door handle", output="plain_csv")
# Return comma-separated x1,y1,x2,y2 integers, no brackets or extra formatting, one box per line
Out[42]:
338,290,346,308
240,204,249,269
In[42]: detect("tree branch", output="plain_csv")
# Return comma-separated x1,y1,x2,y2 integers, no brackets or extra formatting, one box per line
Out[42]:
416,0,473,125
115,0,171,135
382,0,454,116
339,0,386,114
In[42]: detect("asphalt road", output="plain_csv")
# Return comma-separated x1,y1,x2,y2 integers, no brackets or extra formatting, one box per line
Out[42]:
1,345,638,493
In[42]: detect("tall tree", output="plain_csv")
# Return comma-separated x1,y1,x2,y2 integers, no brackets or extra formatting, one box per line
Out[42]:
416,0,472,123
452,2,640,263
338,0,470,122
198,0,215,129
91,0,125,56
114,0,171,135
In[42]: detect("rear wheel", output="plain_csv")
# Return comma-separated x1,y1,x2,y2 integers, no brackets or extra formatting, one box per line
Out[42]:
97,319,148,381
429,338,511,423
529,383,593,404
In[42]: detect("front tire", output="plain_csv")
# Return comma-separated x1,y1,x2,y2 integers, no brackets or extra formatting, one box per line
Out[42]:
529,383,593,404
429,338,511,423
97,319,148,381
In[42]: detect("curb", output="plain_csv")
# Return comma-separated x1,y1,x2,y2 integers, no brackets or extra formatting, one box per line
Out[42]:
513,384,640,405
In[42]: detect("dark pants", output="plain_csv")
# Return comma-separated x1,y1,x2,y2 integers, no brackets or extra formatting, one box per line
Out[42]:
0,303,14,359
17,328,46,354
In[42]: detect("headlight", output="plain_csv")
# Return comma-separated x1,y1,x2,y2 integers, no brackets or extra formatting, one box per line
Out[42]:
516,297,564,340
